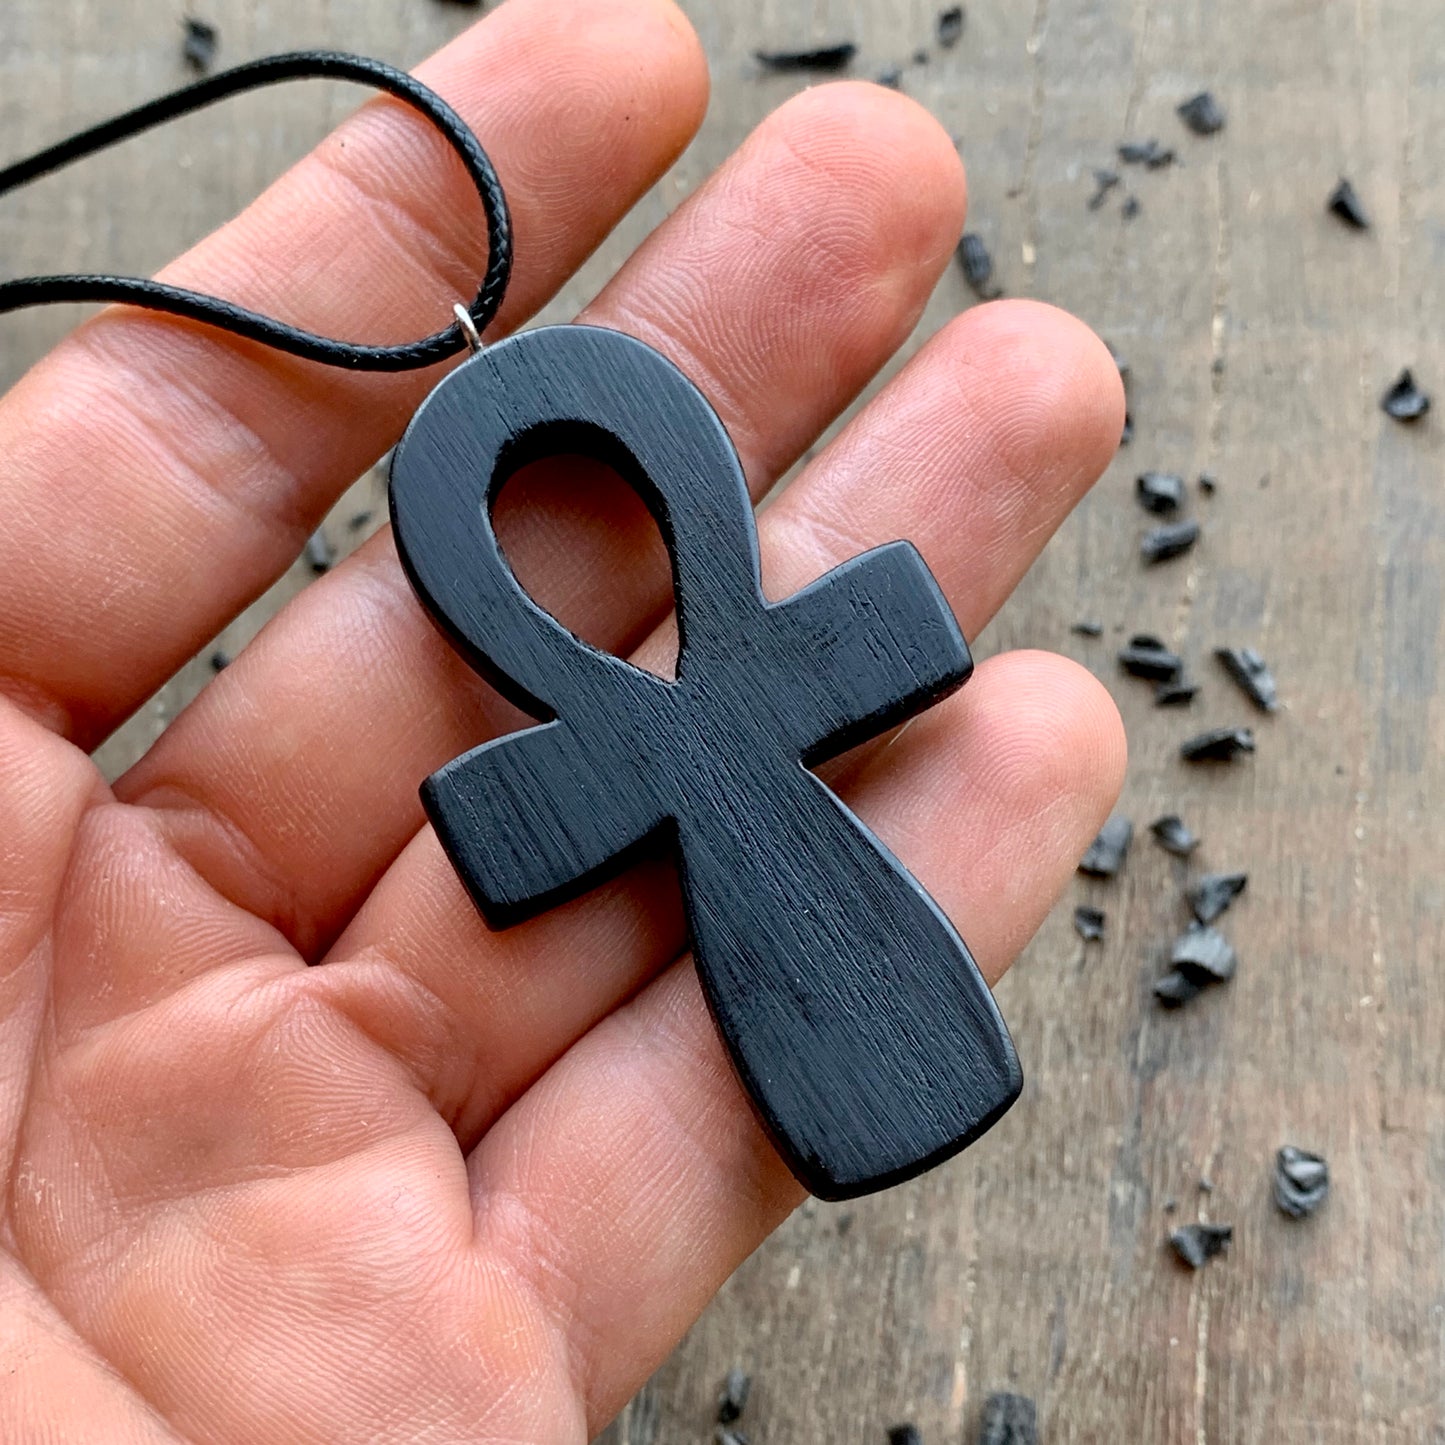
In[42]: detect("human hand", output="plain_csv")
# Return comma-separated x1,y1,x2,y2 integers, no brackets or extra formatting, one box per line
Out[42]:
0,2,1126,1439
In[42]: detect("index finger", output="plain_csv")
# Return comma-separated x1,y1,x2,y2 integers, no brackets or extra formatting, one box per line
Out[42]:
0,0,707,745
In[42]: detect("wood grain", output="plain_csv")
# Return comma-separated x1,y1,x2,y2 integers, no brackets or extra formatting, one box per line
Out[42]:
1,0,1441,1439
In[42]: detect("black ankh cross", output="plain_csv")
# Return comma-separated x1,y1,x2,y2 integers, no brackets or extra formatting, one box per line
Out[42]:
389,324,1021,1200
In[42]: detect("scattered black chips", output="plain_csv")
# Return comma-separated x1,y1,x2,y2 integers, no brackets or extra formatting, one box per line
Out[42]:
978,1392,1038,1445
1382,369,1431,422
304,528,336,575
937,5,966,48
1150,814,1200,857
1089,168,1121,210
1327,178,1370,230
1171,924,1237,982
717,1369,751,1425
1071,619,1104,637
754,43,857,73
1216,646,1279,711
1118,139,1175,169
1137,470,1185,514
1142,520,1200,564
1274,1146,1330,1219
1188,870,1248,923
1169,1222,1233,1269
1177,91,1226,135
183,18,219,72
957,233,1001,300
1079,816,1134,877
1074,905,1106,942
1155,679,1199,707
1180,727,1255,763
1119,634,1183,681
889,1426,925,1445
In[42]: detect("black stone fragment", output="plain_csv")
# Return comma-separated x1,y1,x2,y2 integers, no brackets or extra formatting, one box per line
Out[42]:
755,43,857,72
1198,471,1218,494
183,18,218,71
1199,1177,1214,1193
1188,870,1248,923
876,66,904,89
1177,91,1226,135
1327,178,1370,230
1121,194,1142,219
348,509,374,531
1120,410,1135,445
1155,679,1199,707
978,1391,1038,1445
1274,1145,1330,1219
1071,619,1104,638
889,1426,925,1445
1382,369,1430,422
937,5,966,48
1089,168,1121,211
1137,470,1185,514
1216,646,1279,712
1074,905,1106,942
304,528,336,575
1141,520,1200,564
1181,727,1255,763
717,1369,751,1425
1079,816,1133,878
1118,139,1175,169
957,233,1000,300
1118,634,1183,682
1150,814,1200,857
912,47,930,65
1171,924,1237,983
1154,969,1204,1008
715,1430,750,1445
1169,1222,1232,1269
209,649,230,672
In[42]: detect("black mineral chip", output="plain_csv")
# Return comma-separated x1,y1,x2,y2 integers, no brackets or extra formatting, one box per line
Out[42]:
1327,178,1370,230
1137,471,1185,513
183,18,219,71
889,1426,924,1445
1142,520,1200,564
717,1369,751,1425
1121,410,1135,446
876,66,904,88
1171,924,1237,982
1169,1222,1232,1269
1198,472,1218,494
755,43,857,72
209,649,231,673
1122,195,1142,219
957,233,1000,300
1155,679,1199,707
1118,139,1175,169
1074,905,1106,942
1216,646,1278,711
1177,91,1226,135
1382,369,1430,422
1188,871,1248,923
1154,969,1204,1008
1079,816,1134,877
1180,727,1254,762
937,5,965,48
978,1392,1038,1445
1071,619,1104,637
1089,168,1121,210
1150,814,1200,857
1274,1146,1330,1219
1119,634,1183,681
304,528,336,575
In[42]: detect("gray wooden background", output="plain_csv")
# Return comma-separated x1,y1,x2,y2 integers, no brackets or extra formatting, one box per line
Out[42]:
2,1,1442,1441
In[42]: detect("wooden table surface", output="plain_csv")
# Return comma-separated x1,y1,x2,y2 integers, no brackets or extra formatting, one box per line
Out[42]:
2,1,1441,1441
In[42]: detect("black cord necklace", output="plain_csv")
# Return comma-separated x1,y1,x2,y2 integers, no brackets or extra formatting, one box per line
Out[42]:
0,54,1020,1201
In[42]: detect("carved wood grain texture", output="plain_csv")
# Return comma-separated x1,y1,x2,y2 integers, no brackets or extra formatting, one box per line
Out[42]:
2,0,1442,1440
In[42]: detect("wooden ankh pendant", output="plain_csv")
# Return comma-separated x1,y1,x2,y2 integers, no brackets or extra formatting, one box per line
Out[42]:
389,324,1021,1200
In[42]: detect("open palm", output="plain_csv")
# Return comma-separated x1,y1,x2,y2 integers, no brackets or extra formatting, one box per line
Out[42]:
0,2,1126,1440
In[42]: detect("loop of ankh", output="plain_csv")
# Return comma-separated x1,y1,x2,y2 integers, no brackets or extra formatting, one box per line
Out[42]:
390,324,1021,1199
